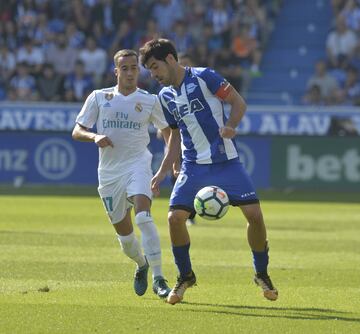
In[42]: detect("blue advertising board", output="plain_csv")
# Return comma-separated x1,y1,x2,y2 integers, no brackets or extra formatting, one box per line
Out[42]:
0,132,98,184
1,102,358,189
1,102,360,135
234,137,270,188
0,132,271,188
0,102,79,132
238,106,360,135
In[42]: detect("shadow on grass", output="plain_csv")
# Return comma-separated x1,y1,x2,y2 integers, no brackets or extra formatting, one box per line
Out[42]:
181,301,360,323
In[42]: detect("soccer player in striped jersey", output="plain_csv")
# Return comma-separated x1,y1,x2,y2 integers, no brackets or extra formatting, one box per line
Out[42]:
140,39,278,305
72,49,171,298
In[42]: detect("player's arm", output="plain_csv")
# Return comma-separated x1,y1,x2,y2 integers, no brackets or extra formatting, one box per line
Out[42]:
151,128,181,196
159,126,181,178
72,123,114,148
200,68,246,139
217,84,246,139
159,126,170,145
72,91,113,148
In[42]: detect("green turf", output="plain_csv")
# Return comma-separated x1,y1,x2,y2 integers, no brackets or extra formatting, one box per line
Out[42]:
1,195,359,334
1,184,360,203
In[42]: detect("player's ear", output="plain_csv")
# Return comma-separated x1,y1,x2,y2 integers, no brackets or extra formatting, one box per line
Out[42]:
165,54,176,65
114,67,118,76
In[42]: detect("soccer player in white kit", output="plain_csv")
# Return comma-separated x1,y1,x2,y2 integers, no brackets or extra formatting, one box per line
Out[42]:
72,49,171,298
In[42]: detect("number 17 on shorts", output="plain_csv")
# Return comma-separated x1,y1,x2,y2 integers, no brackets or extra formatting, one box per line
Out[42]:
102,196,113,212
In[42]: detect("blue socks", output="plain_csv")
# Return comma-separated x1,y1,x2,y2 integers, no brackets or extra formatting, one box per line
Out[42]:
252,246,269,274
172,243,192,278
173,243,268,276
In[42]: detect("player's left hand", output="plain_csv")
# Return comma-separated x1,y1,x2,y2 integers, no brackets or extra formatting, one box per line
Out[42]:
219,126,236,138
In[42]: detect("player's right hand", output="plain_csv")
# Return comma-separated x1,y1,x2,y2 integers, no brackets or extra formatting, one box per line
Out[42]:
94,134,114,148
151,171,166,197
173,159,181,178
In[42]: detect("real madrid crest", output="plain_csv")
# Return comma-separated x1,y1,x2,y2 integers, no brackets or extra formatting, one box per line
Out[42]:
105,93,114,101
135,103,143,112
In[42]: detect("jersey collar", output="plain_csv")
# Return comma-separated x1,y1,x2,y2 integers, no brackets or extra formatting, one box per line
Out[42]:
171,67,190,95
113,85,138,97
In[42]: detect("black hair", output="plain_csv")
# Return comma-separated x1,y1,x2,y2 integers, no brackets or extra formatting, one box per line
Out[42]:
139,38,178,67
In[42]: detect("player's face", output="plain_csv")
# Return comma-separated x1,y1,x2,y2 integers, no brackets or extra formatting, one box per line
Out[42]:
146,56,175,86
115,55,139,90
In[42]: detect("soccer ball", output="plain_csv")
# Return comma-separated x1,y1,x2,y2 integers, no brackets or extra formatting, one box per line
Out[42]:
193,186,229,220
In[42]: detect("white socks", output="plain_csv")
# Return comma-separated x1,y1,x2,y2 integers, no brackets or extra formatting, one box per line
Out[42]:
135,211,163,279
117,232,146,268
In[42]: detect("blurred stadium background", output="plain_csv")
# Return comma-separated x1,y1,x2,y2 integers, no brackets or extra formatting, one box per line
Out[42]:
0,0,359,193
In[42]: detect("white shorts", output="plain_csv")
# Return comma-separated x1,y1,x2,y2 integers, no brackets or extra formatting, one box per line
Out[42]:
97,162,153,224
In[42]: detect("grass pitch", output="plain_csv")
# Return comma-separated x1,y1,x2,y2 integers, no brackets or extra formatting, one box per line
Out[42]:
0,193,360,334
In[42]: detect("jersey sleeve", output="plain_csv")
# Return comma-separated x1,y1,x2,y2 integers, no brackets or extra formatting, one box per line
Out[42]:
150,96,169,130
75,91,99,129
197,68,231,100
159,93,178,129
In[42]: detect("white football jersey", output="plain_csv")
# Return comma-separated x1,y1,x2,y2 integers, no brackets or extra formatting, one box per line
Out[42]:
76,86,168,185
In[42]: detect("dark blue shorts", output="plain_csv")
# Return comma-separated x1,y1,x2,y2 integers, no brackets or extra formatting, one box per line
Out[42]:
170,158,259,212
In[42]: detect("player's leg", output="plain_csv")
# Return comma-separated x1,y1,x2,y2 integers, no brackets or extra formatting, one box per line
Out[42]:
240,203,267,252
131,194,171,298
168,208,192,281
98,181,148,296
167,208,196,304
128,157,171,297
113,211,149,297
113,209,146,267
186,210,196,226
240,203,278,301
166,164,204,304
210,159,278,301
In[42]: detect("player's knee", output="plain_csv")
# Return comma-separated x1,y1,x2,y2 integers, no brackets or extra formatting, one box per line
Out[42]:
168,211,186,227
135,211,152,227
244,206,264,226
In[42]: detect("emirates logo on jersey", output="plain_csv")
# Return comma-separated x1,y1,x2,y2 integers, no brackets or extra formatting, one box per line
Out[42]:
105,93,114,100
135,103,143,112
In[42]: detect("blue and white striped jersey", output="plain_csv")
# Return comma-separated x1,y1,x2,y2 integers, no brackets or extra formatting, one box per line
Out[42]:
158,67,238,164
